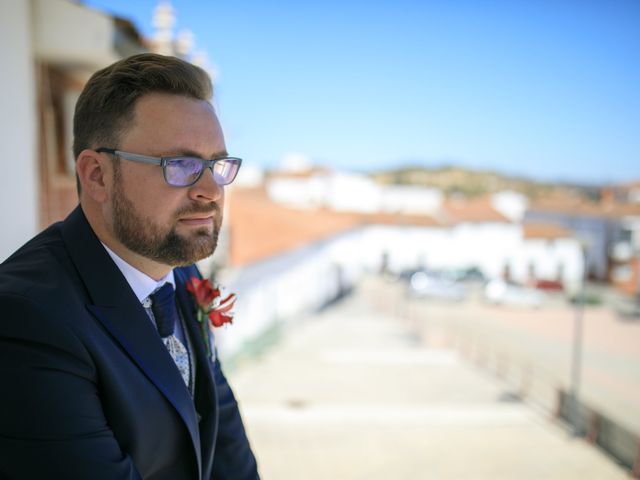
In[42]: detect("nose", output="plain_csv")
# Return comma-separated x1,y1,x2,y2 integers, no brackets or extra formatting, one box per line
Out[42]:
188,167,224,203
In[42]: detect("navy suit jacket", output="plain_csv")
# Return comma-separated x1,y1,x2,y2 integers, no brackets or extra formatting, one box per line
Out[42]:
0,206,259,479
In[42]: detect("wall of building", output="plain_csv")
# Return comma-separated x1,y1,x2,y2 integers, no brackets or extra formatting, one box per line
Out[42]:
0,1,38,262
215,228,368,359
512,237,584,293
267,172,444,215
525,210,614,281
215,221,584,358
366,223,523,279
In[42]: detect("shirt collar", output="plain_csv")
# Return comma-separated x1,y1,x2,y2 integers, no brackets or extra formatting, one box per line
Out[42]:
101,243,175,303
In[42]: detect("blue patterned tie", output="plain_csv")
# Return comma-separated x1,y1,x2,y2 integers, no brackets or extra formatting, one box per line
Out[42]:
150,283,191,387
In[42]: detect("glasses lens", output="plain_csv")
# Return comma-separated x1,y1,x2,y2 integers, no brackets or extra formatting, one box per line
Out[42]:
212,159,241,185
165,157,203,186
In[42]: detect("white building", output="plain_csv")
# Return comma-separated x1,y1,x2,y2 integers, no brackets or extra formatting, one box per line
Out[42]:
216,187,585,359
0,0,148,262
266,168,442,214
0,0,37,262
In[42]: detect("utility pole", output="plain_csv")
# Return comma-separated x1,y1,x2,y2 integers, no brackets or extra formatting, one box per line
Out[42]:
569,242,587,436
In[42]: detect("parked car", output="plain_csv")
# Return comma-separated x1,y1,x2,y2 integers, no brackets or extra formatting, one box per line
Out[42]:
484,279,544,308
408,270,467,301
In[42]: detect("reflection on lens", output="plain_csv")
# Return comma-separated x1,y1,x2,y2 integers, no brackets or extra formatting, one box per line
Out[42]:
167,157,202,186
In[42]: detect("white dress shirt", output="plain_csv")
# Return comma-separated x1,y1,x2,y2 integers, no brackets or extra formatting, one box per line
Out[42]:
101,243,188,348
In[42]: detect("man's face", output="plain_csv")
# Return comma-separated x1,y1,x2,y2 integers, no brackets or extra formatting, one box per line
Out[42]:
105,92,226,267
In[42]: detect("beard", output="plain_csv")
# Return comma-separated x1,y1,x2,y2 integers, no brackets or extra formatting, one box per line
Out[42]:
110,168,221,267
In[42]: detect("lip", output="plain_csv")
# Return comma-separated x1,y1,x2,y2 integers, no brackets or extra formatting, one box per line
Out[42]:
178,215,214,227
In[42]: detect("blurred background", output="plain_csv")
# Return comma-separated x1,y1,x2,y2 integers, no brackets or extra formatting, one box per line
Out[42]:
1,0,639,478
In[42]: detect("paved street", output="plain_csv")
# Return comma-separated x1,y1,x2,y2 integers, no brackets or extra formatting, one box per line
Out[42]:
226,277,630,479
401,282,640,436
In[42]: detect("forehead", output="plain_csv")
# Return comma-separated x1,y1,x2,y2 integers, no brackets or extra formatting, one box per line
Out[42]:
122,92,225,156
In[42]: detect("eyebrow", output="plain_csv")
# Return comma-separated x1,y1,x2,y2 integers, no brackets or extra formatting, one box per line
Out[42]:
151,149,230,160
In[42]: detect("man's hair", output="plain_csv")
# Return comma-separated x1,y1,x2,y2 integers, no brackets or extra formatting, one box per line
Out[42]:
73,53,213,159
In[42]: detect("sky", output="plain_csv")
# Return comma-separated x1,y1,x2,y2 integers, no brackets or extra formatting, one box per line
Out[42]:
84,0,640,185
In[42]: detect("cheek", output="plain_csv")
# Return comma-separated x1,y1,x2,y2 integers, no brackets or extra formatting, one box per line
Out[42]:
146,195,182,223
120,170,178,220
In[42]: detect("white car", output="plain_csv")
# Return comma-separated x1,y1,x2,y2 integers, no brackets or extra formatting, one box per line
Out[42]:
484,279,544,308
409,271,467,301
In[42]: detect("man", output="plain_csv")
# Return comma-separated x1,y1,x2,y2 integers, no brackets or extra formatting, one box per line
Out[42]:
0,53,259,479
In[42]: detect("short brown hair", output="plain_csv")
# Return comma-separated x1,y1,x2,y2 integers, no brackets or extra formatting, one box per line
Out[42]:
73,53,212,159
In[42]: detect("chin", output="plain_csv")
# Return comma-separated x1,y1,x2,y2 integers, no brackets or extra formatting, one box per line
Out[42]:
187,235,218,263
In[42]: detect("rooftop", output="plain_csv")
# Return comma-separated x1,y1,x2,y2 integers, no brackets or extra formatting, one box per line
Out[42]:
228,187,361,267
228,188,506,267
523,222,574,240
441,196,509,224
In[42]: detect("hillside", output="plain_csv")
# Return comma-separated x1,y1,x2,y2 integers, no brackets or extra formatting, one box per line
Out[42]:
370,165,597,200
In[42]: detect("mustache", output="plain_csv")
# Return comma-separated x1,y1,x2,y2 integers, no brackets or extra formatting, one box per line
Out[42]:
175,202,221,217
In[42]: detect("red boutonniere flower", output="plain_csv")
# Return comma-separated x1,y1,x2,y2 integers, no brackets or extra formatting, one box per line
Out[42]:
185,277,236,356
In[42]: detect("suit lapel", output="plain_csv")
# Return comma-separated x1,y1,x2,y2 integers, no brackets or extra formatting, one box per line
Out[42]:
60,206,202,478
174,267,219,479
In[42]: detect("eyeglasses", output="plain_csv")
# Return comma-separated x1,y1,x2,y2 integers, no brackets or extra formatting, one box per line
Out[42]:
96,148,242,187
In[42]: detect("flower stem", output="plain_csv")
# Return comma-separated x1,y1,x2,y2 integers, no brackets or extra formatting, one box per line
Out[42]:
197,310,211,357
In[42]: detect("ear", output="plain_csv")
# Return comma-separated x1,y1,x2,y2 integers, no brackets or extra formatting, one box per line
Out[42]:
76,149,110,203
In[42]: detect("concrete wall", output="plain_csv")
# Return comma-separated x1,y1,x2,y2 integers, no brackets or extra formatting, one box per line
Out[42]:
32,0,120,69
0,1,38,262
216,228,368,359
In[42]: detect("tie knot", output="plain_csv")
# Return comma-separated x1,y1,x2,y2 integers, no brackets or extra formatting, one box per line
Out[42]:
150,283,178,338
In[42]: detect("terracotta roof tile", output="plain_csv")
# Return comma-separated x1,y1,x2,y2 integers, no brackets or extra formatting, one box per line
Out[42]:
530,196,640,218
441,196,509,223
227,187,361,266
359,212,441,227
227,188,441,266
523,222,573,240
